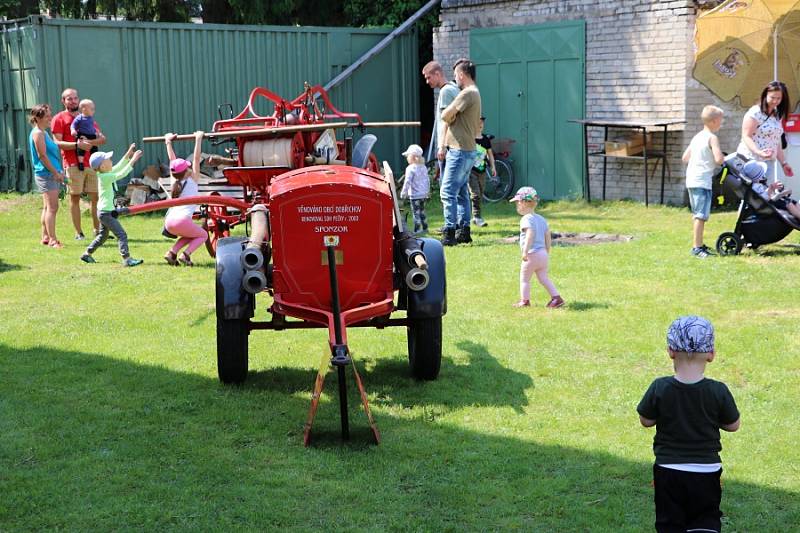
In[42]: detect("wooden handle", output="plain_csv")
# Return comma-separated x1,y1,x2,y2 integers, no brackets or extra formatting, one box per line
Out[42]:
346,121,420,128
142,120,419,143
142,122,349,143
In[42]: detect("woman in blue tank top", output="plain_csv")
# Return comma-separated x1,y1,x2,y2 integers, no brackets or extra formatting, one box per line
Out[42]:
28,103,66,248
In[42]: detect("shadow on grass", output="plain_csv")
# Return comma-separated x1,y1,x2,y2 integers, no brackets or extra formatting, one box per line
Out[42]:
755,243,800,256
245,340,532,415
1,343,797,530
568,301,612,311
0,257,24,273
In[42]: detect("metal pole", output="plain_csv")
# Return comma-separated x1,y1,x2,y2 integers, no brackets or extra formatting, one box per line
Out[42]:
583,123,590,201
323,0,441,92
774,27,778,82
327,245,349,440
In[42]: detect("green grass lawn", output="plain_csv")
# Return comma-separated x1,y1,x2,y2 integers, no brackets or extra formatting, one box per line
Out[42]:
1,193,798,531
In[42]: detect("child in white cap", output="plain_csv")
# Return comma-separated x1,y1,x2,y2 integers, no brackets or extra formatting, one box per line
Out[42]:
80,144,144,266
637,315,740,533
742,159,800,219
399,143,430,234
510,186,563,308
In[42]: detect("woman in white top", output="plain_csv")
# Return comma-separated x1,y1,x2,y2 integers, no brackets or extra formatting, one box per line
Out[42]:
737,80,794,182
163,130,206,266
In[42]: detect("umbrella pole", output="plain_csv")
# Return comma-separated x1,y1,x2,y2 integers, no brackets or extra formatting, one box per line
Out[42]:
774,28,778,81
773,28,778,184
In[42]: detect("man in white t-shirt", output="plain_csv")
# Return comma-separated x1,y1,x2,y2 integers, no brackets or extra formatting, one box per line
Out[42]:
682,105,725,258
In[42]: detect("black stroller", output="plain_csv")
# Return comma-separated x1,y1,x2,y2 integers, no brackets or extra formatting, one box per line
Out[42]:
714,153,800,255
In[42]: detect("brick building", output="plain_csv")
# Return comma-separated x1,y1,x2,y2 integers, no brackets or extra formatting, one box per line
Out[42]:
432,0,758,204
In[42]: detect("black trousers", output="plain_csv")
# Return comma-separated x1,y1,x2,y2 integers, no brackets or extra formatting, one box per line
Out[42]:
653,464,722,533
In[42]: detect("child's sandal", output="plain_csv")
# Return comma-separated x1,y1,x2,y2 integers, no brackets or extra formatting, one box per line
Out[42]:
164,251,179,266
178,252,193,267
512,300,530,308
49,239,63,249
41,236,50,246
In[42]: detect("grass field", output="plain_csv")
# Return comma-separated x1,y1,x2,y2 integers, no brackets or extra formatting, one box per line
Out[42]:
1,192,798,531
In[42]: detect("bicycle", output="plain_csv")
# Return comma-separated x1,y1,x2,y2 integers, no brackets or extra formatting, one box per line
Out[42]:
406,137,515,203
481,137,515,203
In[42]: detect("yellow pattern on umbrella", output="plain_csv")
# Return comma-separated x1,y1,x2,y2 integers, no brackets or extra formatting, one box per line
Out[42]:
694,0,800,106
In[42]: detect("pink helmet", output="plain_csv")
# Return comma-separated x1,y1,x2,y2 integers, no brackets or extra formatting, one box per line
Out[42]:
170,158,191,174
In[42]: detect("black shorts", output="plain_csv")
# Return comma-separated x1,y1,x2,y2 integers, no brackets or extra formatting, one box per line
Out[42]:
653,464,722,533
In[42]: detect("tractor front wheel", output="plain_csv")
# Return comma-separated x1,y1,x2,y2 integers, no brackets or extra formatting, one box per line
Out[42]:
407,317,442,380
217,317,249,384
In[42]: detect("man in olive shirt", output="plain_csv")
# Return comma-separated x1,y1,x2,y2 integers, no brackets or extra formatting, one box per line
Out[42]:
439,59,481,245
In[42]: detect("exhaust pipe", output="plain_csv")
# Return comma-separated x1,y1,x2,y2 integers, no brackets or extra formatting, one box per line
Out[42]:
405,267,429,291
240,247,264,271
240,203,271,270
240,204,271,294
393,229,430,291
243,270,267,294
248,204,270,247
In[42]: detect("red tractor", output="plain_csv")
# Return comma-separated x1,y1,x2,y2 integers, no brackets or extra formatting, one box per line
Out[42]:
124,84,446,444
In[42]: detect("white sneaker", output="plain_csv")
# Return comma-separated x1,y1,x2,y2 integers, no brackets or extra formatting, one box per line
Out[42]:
473,217,487,227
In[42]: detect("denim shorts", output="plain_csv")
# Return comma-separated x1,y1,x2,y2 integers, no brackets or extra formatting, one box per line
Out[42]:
34,174,59,193
687,187,712,220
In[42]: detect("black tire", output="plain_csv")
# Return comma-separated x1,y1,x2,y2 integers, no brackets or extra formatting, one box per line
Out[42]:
217,317,249,384
716,232,743,256
407,317,442,380
215,236,251,384
482,158,514,203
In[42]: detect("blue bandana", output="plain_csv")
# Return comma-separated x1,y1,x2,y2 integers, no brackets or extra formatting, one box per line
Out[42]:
667,315,715,354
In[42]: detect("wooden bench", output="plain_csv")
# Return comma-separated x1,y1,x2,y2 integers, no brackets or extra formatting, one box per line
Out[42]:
157,172,248,216
158,173,246,200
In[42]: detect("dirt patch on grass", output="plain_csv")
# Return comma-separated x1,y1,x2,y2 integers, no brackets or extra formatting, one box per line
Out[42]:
0,196,28,214
501,232,633,246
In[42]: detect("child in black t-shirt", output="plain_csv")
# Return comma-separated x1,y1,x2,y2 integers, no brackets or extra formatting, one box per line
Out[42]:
469,116,495,227
637,316,740,533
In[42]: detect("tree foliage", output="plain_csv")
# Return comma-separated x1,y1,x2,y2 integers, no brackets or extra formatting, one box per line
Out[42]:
0,0,437,29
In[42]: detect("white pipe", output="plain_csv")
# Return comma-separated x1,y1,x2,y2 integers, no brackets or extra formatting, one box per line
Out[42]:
774,27,778,82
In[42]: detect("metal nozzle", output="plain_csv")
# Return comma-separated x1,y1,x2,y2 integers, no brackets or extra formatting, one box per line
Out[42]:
240,247,264,271
405,267,430,291
242,270,267,294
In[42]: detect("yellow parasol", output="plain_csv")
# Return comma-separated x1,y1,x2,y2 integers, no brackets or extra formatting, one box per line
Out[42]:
693,0,800,107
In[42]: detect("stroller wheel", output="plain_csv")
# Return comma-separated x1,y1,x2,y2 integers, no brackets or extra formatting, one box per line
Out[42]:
716,232,743,256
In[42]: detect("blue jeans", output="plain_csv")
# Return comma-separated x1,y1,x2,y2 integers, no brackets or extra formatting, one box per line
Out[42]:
441,148,477,229
687,187,711,221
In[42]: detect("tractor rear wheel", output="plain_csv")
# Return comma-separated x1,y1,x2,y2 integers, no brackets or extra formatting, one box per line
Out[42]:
217,317,249,384
407,317,442,380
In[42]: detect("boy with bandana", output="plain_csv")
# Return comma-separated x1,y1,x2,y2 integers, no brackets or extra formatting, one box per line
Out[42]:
637,316,740,533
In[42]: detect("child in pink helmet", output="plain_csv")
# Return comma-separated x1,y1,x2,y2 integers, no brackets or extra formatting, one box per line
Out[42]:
510,186,564,308
162,130,207,266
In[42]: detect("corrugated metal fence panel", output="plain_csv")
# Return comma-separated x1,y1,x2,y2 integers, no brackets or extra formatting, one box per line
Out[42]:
1,16,418,192
0,21,41,192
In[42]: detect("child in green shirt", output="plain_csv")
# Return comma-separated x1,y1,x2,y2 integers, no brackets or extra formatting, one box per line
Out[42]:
80,143,144,266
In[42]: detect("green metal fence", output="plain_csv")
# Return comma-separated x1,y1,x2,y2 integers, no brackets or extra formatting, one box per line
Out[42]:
0,16,419,192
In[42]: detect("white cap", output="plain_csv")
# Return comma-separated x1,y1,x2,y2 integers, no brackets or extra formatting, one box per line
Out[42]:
402,144,424,157
89,151,114,170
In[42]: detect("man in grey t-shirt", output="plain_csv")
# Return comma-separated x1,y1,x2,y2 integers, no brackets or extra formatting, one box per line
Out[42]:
422,61,460,166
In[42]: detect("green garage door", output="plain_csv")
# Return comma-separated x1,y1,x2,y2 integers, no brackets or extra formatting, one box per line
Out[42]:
472,21,585,200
